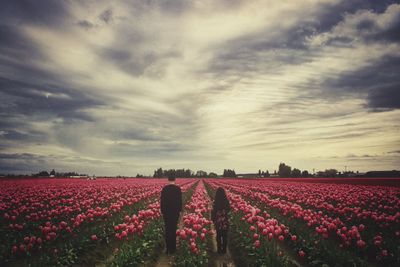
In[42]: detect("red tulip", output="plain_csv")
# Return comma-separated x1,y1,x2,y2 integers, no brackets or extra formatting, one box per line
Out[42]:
356,240,366,249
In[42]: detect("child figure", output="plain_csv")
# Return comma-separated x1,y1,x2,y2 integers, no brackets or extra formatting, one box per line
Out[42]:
211,187,231,254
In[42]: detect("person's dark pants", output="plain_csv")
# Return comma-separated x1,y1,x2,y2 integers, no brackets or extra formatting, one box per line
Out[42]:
164,216,179,254
216,229,228,253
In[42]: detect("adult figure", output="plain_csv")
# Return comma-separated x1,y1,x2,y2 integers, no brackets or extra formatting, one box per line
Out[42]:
160,175,182,254
211,187,231,254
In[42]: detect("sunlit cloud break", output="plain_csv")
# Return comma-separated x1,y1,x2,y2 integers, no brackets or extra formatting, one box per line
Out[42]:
0,0,399,175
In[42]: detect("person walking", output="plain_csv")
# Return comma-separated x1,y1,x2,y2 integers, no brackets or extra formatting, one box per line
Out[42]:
160,174,182,254
211,187,231,254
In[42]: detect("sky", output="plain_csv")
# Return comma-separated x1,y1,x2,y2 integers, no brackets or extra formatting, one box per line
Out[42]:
0,0,399,176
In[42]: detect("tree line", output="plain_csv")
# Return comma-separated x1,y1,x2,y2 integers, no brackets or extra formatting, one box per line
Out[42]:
152,168,219,178
278,163,342,178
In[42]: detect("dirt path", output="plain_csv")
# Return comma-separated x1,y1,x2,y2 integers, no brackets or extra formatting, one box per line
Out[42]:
208,224,235,267
154,181,236,267
207,202,235,267
153,212,186,267
154,253,175,267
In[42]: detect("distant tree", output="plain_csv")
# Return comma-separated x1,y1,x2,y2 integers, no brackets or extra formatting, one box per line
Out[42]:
136,173,144,178
37,170,50,177
176,169,185,177
291,168,301,177
153,168,163,178
186,169,193,177
301,170,309,177
325,169,338,177
278,163,291,178
208,172,218,178
196,170,208,177
163,169,176,178
223,169,236,177
258,169,262,177
265,170,270,177
50,169,56,176
232,169,237,177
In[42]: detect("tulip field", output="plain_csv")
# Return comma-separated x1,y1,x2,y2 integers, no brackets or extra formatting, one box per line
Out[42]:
0,178,399,266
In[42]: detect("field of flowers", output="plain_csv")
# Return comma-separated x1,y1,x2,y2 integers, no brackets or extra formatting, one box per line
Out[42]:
0,177,399,267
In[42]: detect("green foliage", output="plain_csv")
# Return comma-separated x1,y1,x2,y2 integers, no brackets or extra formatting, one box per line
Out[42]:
174,242,208,267
278,163,291,178
110,220,163,267
153,168,193,178
223,169,236,177
228,213,291,267
242,195,371,267
291,168,301,178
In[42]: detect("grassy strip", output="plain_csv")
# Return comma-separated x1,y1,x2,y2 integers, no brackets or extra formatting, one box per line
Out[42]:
109,219,164,267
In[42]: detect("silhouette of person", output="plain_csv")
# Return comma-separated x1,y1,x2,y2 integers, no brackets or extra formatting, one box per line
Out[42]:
160,174,182,254
211,187,231,254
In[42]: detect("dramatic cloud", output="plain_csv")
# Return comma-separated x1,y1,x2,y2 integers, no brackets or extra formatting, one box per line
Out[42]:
322,55,400,110
0,0,399,175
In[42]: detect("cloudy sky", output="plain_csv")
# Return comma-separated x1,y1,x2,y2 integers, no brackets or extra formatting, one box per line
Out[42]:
0,0,399,176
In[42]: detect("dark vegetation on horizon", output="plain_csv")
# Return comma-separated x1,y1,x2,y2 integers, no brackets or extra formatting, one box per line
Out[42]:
1,163,399,179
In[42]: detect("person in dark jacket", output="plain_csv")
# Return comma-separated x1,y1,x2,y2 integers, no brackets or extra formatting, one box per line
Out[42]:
160,175,182,254
211,187,230,254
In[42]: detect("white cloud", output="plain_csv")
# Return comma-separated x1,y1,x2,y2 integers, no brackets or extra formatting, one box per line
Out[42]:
0,0,399,175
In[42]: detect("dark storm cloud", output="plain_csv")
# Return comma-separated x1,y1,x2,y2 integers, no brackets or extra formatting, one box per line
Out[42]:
370,15,400,43
0,153,46,173
315,0,399,33
0,16,106,123
100,48,156,76
0,130,44,142
99,8,113,23
0,0,70,26
76,7,114,30
0,24,43,61
323,56,400,111
125,0,192,15
125,0,245,14
368,85,400,111
315,3,400,46
0,77,104,121
110,142,187,157
118,128,167,142
92,18,167,77
0,153,44,160
205,22,317,78
98,46,181,77
0,152,121,174
77,20,96,30
0,0,398,174
108,141,194,159
204,40,312,82
206,1,400,80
